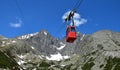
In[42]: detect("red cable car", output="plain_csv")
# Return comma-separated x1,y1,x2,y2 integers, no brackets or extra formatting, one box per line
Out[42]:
64,10,78,43
66,26,76,43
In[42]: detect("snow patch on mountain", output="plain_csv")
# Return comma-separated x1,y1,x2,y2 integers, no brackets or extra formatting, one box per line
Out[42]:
33,68,37,70
1,40,16,47
18,60,26,65
17,32,39,39
1,41,5,47
31,46,35,49
46,53,70,61
61,65,65,67
63,56,70,59
18,55,26,59
56,42,66,50
2,41,5,44
12,40,16,43
44,32,47,35
80,34,85,40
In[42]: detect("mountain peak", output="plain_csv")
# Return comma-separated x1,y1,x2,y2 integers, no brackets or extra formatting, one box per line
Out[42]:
17,32,39,40
0,30,120,70
39,30,49,36
93,30,113,34
92,30,114,39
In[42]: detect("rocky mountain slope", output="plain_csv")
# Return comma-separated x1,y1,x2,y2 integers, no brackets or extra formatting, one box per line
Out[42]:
0,30,120,70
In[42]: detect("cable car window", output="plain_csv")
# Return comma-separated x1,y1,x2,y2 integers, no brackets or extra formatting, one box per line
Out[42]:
71,27,75,32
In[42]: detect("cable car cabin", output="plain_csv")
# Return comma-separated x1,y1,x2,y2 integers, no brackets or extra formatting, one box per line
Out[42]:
66,26,76,43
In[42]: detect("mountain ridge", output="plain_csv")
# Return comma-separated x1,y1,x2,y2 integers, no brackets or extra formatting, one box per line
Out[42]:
0,30,120,70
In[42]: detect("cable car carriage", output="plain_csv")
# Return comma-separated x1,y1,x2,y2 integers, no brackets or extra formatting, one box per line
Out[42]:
65,10,77,43
66,26,76,43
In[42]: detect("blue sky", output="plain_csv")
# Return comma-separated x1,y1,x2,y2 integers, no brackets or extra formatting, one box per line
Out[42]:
0,0,120,38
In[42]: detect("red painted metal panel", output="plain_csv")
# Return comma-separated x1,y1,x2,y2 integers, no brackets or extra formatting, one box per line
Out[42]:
66,26,76,43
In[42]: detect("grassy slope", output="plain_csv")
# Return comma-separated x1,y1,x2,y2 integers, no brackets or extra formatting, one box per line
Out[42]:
0,50,20,70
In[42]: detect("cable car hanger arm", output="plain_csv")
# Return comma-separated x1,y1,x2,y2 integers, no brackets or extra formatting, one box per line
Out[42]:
64,0,84,23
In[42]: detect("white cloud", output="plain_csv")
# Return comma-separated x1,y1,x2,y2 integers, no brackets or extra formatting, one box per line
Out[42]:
10,23,21,28
73,13,80,19
73,18,87,26
9,18,22,28
62,10,87,27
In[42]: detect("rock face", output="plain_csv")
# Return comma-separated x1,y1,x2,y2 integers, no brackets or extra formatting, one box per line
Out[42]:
0,30,120,70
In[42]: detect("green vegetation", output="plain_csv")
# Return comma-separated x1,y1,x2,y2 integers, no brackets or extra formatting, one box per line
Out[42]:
114,41,120,46
81,57,95,70
0,50,20,70
104,57,120,70
39,60,51,67
91,50,99,55
97,44,103,49
24,60,53,70
100,64,104,68
63,64,73,70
